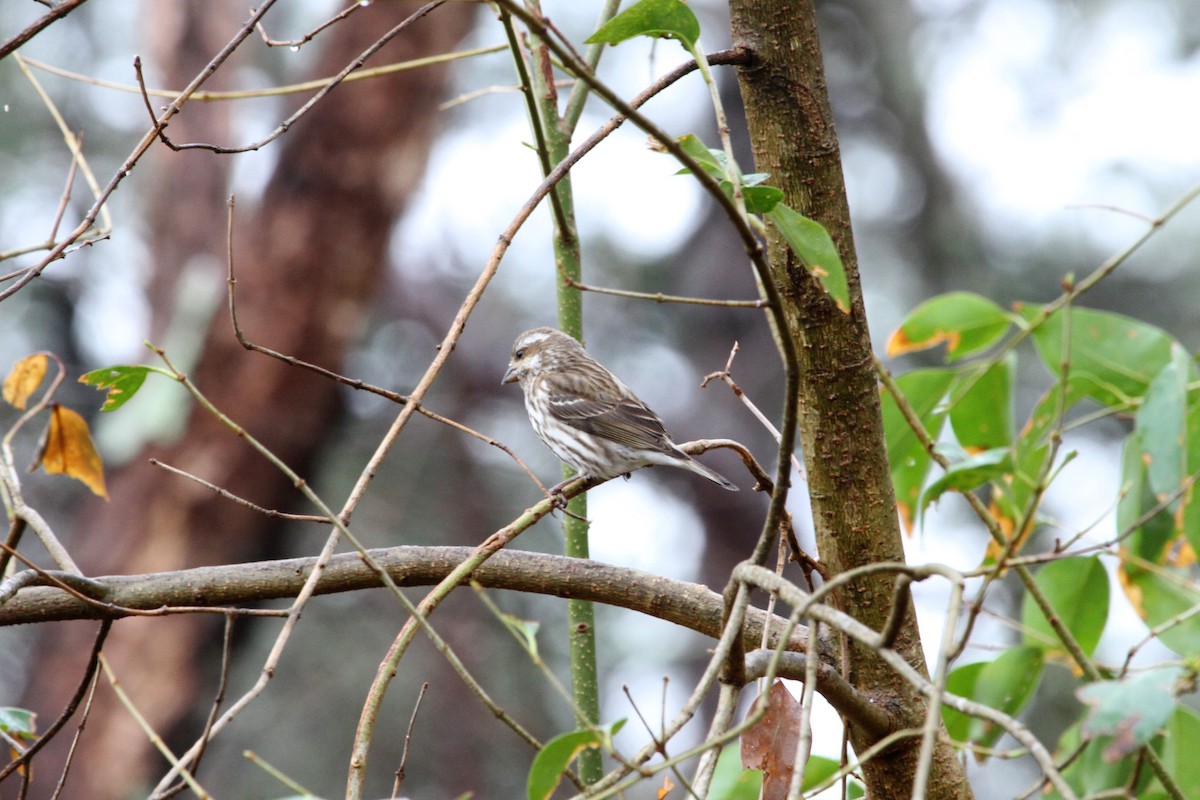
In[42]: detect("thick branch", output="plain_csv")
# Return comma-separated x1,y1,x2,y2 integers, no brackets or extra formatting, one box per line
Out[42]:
728,2,972,797
0,546,804,651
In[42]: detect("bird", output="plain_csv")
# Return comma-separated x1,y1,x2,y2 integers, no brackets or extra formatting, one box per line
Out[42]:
501,327,738,495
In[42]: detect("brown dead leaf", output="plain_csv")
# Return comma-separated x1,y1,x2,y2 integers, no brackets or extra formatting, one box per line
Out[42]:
35,404,108,499
3,354,48,410
656,774,675,799
741,681,801,800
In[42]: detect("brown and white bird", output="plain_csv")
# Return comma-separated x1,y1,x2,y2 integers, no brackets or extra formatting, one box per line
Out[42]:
501,327,738,493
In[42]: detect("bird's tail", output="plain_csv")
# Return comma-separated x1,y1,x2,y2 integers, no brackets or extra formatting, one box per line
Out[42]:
680,456,739,491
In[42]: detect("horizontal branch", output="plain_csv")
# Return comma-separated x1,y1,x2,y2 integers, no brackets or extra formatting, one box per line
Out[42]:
0,546,806,652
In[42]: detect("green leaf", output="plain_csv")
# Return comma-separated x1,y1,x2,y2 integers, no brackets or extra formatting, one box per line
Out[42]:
79,365,155,412
993,437,1051,536
798,755,864,797
499,613,540,657
1119,563,1200,656
671,135,783,212
1022,556,1109,657
1156,706,1200,798
1181,400,1200,558
888,292,1011,362
585,0,700,50
767,203,850,313
1115,434,1200,653
527,720,625,800
741,184,784,214
1022,374,1106,447
919,447,1012,517
674,133,725,178
1022,305,1177,408
942,647,1045,750
1044,722,1156,799
0,706,36,737
879,368,956,531
1135,344,1193,500
942,661,986,743
1117,437,1173,562
1078,666,1184,760
949,354,1015,452
970,646,1045,747
708,745,763,800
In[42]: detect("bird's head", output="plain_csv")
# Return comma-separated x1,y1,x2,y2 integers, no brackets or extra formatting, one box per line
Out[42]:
502,327,579,386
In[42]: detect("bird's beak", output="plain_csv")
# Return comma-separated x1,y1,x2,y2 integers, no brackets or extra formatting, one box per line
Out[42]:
501,366,517,385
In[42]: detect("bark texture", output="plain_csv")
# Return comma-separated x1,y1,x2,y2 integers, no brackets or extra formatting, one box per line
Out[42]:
727,2,972,797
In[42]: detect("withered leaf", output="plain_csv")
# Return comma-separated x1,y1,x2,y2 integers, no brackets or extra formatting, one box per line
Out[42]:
35,404,108,499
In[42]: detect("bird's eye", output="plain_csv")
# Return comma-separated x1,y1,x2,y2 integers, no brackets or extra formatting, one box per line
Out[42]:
515,348,525,359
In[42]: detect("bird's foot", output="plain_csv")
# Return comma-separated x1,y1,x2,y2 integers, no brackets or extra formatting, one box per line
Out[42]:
542,477,588,521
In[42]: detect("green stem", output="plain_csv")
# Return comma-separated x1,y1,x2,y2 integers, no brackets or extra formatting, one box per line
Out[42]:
522,0,602,783
561,0,621,131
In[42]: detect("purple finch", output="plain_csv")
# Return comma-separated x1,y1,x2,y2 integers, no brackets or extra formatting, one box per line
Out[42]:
502,327,738,493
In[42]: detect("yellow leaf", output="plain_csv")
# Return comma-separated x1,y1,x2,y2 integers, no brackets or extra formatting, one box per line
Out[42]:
3,354,48,410
897,501,914,536
982,500,1020,566
36,405,108,499
1116,555,1145,619
1167,538,1196,568
657,775,675,799
885,327,962,358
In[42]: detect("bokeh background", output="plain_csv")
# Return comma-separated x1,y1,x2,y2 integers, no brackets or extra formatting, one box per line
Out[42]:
2,0,1199,797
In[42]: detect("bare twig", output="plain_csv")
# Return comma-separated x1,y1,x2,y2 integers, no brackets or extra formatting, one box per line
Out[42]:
149,458,333,524
256,0,366,48
702,342,805,479
222,197,550,495
0,0,283,301
18,46,508,102
391,682,429,800
0,0,91,61
0,621,110,782
136,3,446,154
735,563,1079,800
156,613,238,800
558,274,768,308
100,655,207,797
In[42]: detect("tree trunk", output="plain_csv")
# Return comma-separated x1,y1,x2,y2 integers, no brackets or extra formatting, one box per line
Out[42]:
19,4,474,797
728,2,972,797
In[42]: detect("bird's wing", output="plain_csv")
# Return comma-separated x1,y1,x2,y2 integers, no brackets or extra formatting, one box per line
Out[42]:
542,363,677,455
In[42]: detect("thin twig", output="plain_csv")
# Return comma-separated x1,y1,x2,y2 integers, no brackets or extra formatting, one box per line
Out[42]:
136,2,446,154
149,458,332,524
0,0,91,61
18,46,508,102
702,342,805,478
255,0,365,48
100,655,207,797
0,0,283,301
559,276,767,308
390,682,429,800
223,196,549,494
736,563,1080,800
0,621,110,782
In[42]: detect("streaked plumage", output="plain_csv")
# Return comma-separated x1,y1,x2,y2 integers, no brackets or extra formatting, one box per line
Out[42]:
501,327,738,492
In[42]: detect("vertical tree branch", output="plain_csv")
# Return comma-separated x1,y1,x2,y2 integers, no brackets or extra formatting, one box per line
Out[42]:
726,2,972,797
523,0,603,779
